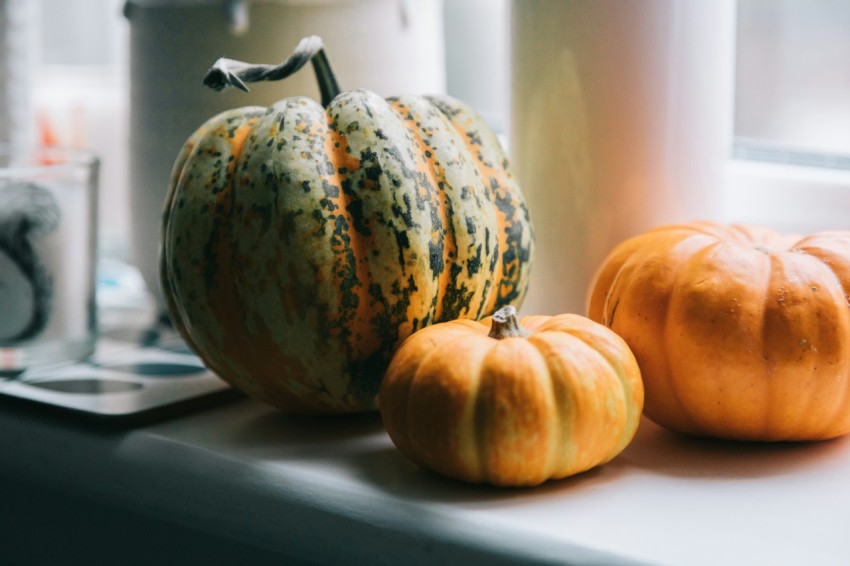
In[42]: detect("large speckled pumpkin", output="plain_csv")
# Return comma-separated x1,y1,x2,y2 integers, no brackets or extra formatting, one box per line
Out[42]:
160,37,534,413
588,221,850,441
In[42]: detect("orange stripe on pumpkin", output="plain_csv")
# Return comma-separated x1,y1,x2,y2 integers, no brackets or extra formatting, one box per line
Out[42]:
443,115,513,314
319,116,381,360
198,116,317,411
388,99,457,323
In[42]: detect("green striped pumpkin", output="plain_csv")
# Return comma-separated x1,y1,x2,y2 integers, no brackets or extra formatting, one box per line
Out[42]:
160,37,534,413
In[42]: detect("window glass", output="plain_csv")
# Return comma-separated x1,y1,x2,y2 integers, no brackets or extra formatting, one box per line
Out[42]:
735,0,850,167
40,0,122,66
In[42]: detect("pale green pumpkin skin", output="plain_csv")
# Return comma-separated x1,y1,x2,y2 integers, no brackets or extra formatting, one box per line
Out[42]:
160,91,534,413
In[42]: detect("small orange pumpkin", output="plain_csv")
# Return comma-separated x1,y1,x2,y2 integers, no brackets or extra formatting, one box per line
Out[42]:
588,221,850,441
379,306,643,486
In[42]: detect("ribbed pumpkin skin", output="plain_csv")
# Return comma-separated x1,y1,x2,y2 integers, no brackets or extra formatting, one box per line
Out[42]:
379,313,643,486
161,91,534,413
588,221,850,441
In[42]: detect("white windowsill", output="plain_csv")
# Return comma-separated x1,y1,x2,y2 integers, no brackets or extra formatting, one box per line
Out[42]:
725,158,850,234
3,367,850,565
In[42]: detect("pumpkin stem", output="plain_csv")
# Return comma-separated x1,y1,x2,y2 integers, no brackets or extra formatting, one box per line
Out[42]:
488,306,529,340
202,35,342,108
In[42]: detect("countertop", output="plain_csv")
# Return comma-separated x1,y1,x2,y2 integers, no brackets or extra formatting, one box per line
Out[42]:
3,380,850,566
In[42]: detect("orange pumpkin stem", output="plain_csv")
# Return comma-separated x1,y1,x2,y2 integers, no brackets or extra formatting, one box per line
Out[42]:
488,305,529,339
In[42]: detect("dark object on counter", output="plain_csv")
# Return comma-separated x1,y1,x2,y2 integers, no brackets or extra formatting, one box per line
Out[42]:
0,181,60,342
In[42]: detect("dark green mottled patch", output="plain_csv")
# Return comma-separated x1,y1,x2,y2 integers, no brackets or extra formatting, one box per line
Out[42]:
467,244,482,276
391,194,415,228
346,200,371,236
321,179,340,199
440,263,474,321
393,229,410,272
429,239,444,276
347,349,386,400
466,130,483,146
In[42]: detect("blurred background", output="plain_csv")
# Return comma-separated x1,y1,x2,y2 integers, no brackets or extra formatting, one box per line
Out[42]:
3,0,510,261
2,0,849,316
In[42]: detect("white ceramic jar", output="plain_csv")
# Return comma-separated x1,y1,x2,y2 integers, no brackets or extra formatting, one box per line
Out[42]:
510,0,735,315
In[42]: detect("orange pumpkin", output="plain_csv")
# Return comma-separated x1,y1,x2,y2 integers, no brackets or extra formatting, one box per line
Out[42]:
588,221,850,441
379,306,643,486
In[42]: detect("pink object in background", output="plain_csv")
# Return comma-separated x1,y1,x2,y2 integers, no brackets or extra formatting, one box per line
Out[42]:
510,0,736,316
